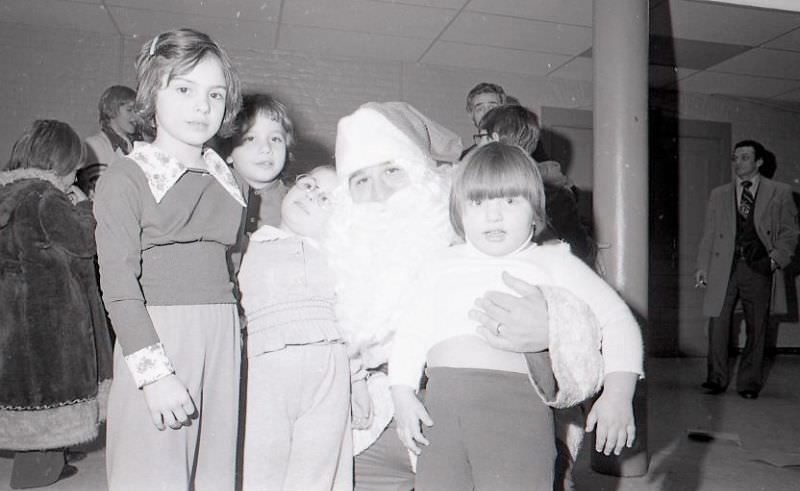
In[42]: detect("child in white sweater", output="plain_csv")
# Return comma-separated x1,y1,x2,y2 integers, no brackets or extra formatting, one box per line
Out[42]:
389,142,643,490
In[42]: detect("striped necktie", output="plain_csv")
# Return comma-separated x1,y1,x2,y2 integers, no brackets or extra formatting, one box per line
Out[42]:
739,181,754,218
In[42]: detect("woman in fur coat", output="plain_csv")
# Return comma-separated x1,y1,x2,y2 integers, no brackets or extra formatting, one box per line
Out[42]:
0,120,113,489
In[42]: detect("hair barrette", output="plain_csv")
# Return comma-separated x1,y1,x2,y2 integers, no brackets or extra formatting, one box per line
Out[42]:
149,35,159,56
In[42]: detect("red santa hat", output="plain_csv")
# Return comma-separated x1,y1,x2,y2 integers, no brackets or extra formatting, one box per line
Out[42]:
335,101,463,181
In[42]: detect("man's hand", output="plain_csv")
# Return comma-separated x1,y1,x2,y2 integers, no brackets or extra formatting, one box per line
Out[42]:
471,271,549,353
694,269,707,288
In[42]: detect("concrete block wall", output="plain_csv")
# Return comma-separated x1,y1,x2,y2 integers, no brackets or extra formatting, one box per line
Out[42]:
0,21,593,176
0,23,124,158
3,20,799,179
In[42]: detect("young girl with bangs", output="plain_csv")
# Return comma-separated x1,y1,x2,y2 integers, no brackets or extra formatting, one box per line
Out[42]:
93,28,245,489
389,142,643,490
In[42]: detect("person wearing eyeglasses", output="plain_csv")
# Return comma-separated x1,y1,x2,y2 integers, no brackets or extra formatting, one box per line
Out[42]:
460,83,507,160
237,165,354,489
476,104,596,269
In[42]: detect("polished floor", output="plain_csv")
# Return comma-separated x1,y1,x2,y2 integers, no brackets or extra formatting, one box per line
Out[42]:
1,356,798,490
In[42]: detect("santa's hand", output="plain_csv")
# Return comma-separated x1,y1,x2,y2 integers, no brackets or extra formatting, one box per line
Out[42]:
391,385,432,455
471,272,549,353
351,378,373,430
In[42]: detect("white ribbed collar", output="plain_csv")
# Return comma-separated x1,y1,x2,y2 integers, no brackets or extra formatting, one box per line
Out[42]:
463,230,536,258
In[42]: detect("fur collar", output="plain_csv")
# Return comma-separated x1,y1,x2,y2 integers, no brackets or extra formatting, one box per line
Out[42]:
0,168,70,229
0,168,69,192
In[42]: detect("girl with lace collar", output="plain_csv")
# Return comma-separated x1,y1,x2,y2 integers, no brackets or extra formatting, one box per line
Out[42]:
93,28,245,490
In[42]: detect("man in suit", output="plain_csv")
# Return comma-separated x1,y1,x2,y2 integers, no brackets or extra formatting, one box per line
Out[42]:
695,140,798,399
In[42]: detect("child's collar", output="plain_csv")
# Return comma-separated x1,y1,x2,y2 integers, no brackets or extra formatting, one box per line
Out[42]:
464,230,536,258
128,141,246,207
250,224,321,249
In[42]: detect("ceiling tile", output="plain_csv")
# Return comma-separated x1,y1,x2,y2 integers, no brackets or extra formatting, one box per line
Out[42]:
466,0,592,26
709,47,800,80
421,41,572,76
547,56,592,82
106,0,281,21
369,0,467,9
442,12,592,56
110,7,277,52
277,25,430,62
676,70,800,98
649,65,698,88
763,27,800,51
1,0,117,34
776,87,800,101
651,0,800,46
650,35,751,70
282,0,456,39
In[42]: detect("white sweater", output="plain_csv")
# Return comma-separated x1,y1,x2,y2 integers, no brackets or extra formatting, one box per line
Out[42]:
388,241,644,392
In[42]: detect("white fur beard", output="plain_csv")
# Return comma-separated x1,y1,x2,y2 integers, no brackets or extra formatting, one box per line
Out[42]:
323,181,454,368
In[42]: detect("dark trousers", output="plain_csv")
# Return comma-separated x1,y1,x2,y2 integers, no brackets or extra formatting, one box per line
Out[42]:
707,259,772,393
354,420,414,491
415,367,555,491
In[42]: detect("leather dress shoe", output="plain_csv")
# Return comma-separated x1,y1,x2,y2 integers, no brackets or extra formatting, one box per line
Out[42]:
65,451,86,463
701,382,725,395
739,390,759,400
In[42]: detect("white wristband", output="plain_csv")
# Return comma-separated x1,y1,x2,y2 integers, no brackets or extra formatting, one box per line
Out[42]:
124,343,175,389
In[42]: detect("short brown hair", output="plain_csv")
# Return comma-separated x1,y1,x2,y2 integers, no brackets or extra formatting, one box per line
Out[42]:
479,105,540,154
4,120,85,176
98,85,137,126
232,94,296,149
450,142,545,239
135,28,242,138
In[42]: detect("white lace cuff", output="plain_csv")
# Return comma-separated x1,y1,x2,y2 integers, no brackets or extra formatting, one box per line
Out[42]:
124,343,175,389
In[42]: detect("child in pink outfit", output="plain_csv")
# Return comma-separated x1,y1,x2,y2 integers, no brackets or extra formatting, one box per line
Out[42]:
238,166,353,490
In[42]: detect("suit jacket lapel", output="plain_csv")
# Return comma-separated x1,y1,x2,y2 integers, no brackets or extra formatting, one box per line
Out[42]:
724,182,736,235
753,178,774,225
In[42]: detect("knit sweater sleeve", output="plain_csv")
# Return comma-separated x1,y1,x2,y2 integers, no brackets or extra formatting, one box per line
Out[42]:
93,162,160,356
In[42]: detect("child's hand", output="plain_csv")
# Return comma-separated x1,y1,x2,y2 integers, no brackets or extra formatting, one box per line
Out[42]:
66,185,88,204
351,379,373,430
585,371,638,455
142,374,197,431
390,385,433,455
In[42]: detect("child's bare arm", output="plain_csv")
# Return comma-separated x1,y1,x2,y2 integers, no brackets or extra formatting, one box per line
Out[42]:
142,374,197,431
585,371,638,455
390,385,432,455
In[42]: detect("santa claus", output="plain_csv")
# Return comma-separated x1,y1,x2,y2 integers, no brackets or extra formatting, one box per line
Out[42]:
324,102,562,489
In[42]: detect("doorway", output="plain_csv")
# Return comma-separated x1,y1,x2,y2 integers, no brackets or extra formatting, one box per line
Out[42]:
540,106,732,356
